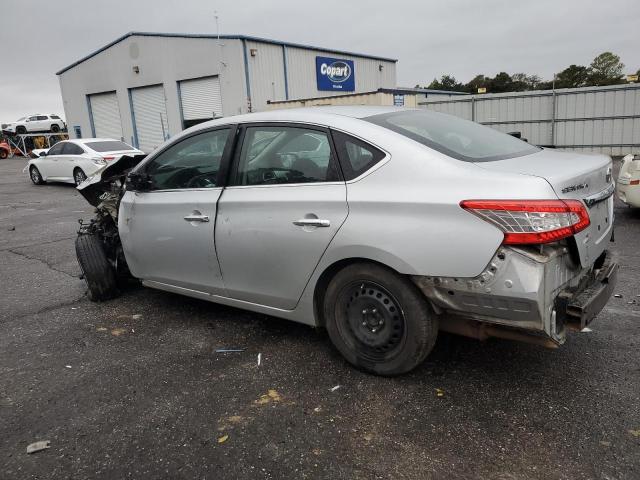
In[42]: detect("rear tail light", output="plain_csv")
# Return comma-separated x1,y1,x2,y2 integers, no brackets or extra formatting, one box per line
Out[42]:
630,179,640,186
460,199,590,245
102,156,115,161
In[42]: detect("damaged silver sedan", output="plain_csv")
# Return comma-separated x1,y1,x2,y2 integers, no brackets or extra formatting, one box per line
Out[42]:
76,106,618,375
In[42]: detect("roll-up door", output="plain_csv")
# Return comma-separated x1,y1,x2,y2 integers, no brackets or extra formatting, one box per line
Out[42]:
179,76,223,128
89,92,123,140
131,85,169,153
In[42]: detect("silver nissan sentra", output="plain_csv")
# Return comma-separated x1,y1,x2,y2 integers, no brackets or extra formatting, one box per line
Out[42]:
76,106,618,375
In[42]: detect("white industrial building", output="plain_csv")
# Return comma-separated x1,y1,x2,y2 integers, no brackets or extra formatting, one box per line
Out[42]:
56,32,398,152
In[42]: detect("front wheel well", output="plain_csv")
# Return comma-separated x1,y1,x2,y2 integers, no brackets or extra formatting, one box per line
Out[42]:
313,258,403,327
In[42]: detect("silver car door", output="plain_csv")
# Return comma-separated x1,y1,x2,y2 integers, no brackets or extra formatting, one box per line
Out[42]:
215,124,348,310
118,127,234,294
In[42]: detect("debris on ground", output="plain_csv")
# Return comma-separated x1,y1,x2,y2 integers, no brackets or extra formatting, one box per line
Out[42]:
436,388,445,397
26,440,50,454
7,225,15,231
364,433,374,441
65,365,72,369
330,385,341,392
614,294,623,298
111,328,127,336
132,314,142,320
217,434,229,444
629,429,640,437
581,327,593,333
96,327,107,332
255,389,282,405
257,353,262,366
215,348,245,353
313,407,322,413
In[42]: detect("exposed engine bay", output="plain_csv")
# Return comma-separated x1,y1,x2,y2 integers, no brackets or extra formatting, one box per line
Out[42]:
76,155,147,289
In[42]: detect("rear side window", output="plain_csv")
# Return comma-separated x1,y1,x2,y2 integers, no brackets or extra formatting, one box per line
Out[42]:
85,141,134,152
331,131,386,180
233,126,341,186
62,143,85,155
47,142,65,155
37,116,48,121
51,115,61,119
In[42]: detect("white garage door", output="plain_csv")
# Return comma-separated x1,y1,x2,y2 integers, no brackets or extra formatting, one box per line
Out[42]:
179,76,223,122
131,85,168,153
89,92,123,140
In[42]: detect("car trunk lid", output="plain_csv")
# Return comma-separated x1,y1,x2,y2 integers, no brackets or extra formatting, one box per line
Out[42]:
476,148,614,268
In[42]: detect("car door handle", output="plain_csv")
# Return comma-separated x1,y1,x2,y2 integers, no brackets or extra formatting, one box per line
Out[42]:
293,218,331,227
184,214,210,222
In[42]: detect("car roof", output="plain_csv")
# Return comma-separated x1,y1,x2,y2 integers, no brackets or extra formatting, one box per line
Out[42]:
181,106,419,136
239,105,415,121
73,138,132,145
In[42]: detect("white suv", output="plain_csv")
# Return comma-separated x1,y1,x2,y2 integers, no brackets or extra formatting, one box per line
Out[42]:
2,114,66,134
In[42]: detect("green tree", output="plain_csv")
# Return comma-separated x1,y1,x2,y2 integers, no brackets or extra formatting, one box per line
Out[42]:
427,75,466,92
511,73,542,91
489,72,514,93
553,65,590,88
588,52,625,86
465,74,490,93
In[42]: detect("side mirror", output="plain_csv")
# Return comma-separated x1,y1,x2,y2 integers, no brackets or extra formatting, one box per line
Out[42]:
126,172,153,191
39,151,47,157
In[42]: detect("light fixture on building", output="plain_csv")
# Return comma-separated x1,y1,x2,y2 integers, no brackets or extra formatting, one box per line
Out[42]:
132,65,140,74
250,48,258,57
379,64,383,72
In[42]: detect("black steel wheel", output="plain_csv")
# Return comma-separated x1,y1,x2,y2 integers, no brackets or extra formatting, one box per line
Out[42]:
16,126,26,134
339,281,406,362
51,124,60,132
74,168,87,186
324,263,438,376
29,166,45,185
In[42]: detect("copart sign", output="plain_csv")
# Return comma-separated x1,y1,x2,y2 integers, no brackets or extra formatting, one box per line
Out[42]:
316,56,355,92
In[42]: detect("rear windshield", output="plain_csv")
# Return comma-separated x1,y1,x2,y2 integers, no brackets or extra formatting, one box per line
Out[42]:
85,141,135,153
365,110,540,162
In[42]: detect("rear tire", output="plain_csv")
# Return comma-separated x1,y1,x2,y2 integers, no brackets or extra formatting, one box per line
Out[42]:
51,124,60,132
0,150,7,159
29,166,45,185
323,262,438,376
73,168,87,186
75,234,119,302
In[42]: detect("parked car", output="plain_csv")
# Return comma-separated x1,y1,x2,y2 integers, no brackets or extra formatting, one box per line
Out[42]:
0,140,10,159
617,153,640,208
75,107,618,376
28,138,143,186
2,114,66,134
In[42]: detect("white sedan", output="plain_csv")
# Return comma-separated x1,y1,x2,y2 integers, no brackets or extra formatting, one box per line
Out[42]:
28,139,143,186
617,154,640,208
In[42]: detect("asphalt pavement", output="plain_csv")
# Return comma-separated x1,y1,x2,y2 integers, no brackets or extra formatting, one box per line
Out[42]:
1,156,638,479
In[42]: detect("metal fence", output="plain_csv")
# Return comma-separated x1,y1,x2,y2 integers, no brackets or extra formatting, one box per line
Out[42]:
419,83,640,156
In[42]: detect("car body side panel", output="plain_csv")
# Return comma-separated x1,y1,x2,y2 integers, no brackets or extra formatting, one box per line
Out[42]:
215,183,348,310
119,189,226,295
